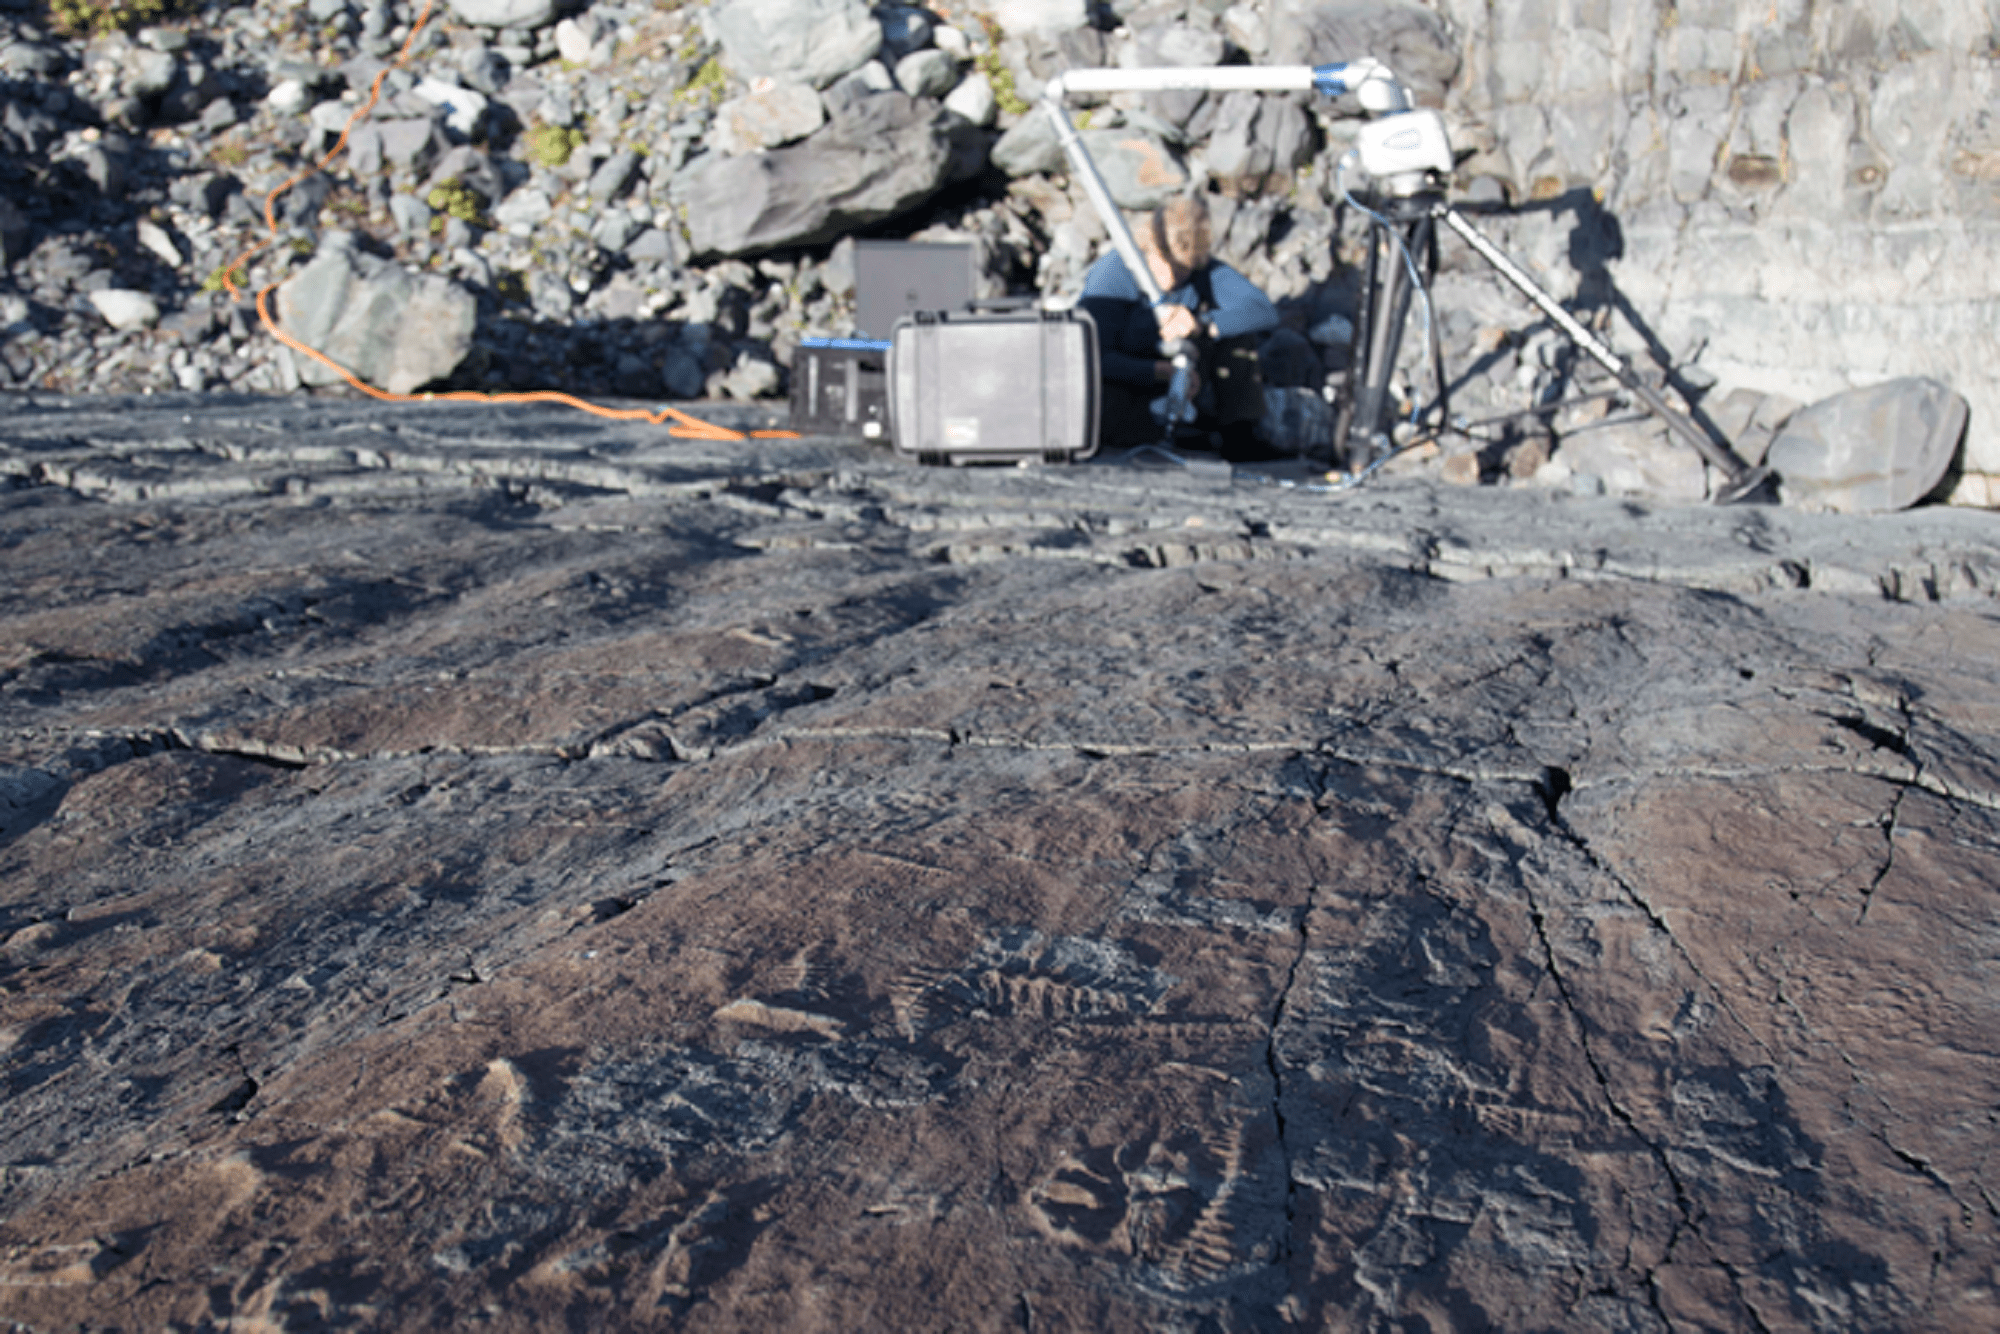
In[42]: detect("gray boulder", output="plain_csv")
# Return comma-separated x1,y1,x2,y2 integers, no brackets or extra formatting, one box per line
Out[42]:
1126,22,1226,131
982,0,1086,36
679,94,959,258
588,148,640,205
712,82,826,155
444,0,557,30
1267,1,1461,108
943,70,995,127
275,243,478,395
590,209,638,253
1708,386,1802,468
129,48,178,100
86,289,159,331
627,228,678,266
1769,378,1970,514
710,0,882,90
991,111,1065,177
348,118,445,177
895,49,958,99
1205,92,1312,198
412,76,487,138
1256,385,1335,455
1554,418,1710,504
1079,127,1188,210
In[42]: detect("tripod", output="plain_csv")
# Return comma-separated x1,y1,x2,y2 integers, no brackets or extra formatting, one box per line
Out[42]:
1334,189,1773,505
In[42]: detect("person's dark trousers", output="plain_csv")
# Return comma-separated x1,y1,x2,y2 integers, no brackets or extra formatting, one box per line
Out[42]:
1100,381,1161,451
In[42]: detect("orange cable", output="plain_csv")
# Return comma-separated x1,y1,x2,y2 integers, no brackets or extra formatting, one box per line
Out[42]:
221,0,798,441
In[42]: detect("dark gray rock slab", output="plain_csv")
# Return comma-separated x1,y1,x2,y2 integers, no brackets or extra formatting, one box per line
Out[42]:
678,95,959,258
0,394,1998,1331
1769,377,1970,514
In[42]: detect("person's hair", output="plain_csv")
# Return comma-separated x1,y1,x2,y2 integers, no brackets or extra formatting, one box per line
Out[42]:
1147,194,1213,273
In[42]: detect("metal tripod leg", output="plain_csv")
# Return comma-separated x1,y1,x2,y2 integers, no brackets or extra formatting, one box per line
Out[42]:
1433,204,1771,504
1336,213,1432,473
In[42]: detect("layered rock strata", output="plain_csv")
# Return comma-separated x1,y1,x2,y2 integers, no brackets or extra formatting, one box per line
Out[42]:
2,398,1998,1328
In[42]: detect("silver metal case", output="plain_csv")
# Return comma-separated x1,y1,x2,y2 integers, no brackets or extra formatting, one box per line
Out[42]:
888,307,1100,465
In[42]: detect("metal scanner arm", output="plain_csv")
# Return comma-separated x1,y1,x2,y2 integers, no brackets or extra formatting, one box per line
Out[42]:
1041,61,1413,309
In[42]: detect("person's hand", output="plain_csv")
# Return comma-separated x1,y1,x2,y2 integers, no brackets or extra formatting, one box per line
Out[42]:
1155,303,1197,342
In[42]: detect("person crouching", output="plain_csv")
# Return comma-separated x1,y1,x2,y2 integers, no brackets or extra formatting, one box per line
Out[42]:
1077,193,1281,460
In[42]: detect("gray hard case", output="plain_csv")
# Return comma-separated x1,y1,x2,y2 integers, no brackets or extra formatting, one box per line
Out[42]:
888,306,1100,465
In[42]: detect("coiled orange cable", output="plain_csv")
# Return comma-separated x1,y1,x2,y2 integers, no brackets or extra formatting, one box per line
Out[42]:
222,0,796,441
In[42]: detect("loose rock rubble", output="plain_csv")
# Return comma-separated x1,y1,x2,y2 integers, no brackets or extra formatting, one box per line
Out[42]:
2,397,1999,1329
1,0,1994,502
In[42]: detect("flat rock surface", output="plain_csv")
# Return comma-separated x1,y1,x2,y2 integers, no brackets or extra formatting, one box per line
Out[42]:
3,393,1999,1330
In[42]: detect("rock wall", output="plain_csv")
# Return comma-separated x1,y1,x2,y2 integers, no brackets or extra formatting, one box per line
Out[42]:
1429,0,2000,471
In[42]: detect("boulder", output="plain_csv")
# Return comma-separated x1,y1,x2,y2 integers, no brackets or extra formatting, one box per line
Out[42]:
943,70,996,128
679,95,959,258
895,49,958,99
86,289,159,332
712,82,826,155
1125,22,1227,131
492,187,553,235
1223,2,1271,59
1204,92,1313,197
709,0,883,91
120,45,177,99
1078,128,1187,210
348,117,445,177
1267,1,1462,108
264,76,311,114
135,219,183,268
552,14,614,66
1707,386,1802,468
627,228,678,266
1769,377,1970,514
444,0,557,30
982,0,1087,36
991,117,1186,206
1256,384,1335,454
411,77,487,137
275,243,478,395
1554,418,1711,504
587,148,639,205
990,106,1065,177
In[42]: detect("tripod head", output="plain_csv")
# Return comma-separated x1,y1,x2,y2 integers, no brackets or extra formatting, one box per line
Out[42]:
1351,110,1457,201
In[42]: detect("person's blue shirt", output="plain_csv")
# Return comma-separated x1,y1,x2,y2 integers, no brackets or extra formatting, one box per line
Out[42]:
1078,250,1279,388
